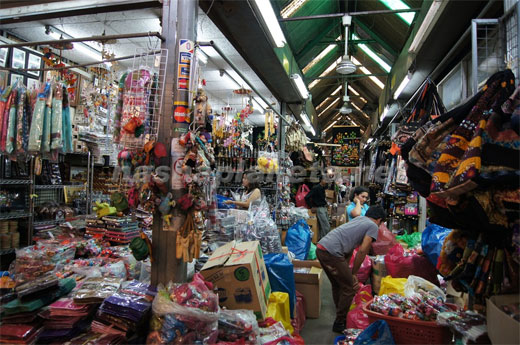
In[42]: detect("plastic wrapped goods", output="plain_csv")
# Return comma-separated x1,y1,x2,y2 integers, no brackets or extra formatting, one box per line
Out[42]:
147,273,219,345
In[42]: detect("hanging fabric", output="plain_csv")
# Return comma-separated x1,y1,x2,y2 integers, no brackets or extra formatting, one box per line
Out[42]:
113,71,128,144
28,83,51,152
41,86,53,153
5,88,18,154
62,85,73,153
264,109,275,139
50,83,63,150
1,87,16,152
16,86,26,154
0,87,12,147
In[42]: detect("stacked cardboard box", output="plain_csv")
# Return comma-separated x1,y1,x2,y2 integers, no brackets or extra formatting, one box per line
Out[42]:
201,240,271,320
293,260,323,318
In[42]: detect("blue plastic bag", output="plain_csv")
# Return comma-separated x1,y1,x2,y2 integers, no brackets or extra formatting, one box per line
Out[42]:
216,194,235,209
354,320,395,345
421,223,452,266
285,219,312,260
264,253,296,318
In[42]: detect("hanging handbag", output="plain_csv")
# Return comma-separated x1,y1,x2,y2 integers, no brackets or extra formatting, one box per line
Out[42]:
295,184,310,208
431,70,515,197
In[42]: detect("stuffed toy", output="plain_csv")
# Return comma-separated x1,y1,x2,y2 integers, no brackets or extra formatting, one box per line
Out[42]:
93,201,117,218
194,89,212,125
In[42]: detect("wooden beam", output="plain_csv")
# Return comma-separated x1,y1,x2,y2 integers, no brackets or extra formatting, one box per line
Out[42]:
296,21,338,67
353,17,398,57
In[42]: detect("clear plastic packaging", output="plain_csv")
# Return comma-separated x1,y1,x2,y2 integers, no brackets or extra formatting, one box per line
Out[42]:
218,309,259,343
149,273,219,344
235,199,282,255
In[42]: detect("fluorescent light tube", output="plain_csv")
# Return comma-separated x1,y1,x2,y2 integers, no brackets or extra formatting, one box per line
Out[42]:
367,138,374,144
309,126,316,136
348,85,360,96
380,106,389,121
291,74,309,99
301,111,311,127
393,75,410,99
252,0,287,48
409,0,446,54
255,97,268,109
196,49,208,64
253,99,265,112
49,28,101,61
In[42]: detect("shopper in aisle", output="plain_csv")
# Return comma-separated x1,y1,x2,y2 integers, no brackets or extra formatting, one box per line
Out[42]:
305,175,330,239
224,172,261,209
316,205,386,333
346,186,369,221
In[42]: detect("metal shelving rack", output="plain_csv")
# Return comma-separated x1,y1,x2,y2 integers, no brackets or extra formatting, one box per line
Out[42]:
0,154,34,249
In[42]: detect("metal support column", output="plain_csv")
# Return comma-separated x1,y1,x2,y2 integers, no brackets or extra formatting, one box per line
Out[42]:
152,0,197,286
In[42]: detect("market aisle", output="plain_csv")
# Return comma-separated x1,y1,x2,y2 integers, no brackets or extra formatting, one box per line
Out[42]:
301,276,337,345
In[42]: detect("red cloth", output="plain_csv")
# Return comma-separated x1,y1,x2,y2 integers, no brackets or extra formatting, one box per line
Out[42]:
316,243,327,251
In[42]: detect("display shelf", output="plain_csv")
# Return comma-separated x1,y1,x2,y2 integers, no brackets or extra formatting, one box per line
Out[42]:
0,212,32,220
0,179,32,185
0,248,15,255
34,185,65,189
34,219,62,227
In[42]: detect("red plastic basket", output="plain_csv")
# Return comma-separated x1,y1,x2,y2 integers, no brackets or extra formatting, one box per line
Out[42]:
362,302,454,345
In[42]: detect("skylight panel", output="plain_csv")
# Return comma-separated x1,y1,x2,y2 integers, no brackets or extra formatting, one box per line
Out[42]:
318,98,340,117
302,35,341,74
348,85,360,96
281,0,308,18
352,34,391,72
351,57,385,89
309,57,341,90
303,44,336,74
379,0,415,25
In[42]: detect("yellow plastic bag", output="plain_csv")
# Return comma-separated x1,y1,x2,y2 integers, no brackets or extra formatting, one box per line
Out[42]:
378,276,407,296
266,292,294,334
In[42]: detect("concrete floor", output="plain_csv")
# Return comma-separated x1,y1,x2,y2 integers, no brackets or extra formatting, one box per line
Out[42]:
300,276,339,345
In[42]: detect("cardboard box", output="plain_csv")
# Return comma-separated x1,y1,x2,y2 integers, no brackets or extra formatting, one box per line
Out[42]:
307,210,319,244
293,260,323,318
325,189,335,202
486,294,520,345
200,240,271,319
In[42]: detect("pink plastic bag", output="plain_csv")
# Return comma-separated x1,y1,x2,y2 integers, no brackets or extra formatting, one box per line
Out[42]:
384,244,439,285
371,223,398,255
295,185,310,208
349,248,372,283
346,284,372,330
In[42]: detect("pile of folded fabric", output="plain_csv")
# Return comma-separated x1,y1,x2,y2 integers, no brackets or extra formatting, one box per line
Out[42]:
91,280,155,340
37,298,97,343
103,216,140,245
0,274,76,345
86,217,106,239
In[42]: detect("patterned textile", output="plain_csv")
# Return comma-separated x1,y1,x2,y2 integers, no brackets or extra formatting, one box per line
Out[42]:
431,71,516,197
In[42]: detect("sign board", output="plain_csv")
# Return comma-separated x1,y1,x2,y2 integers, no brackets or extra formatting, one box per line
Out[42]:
330,126,361,167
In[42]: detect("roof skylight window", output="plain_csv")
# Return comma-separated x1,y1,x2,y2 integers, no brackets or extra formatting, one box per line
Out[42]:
303,35,341,74
352,34,391,72
379,0,415,25
281,0,308,18
351,57,385,89
318,98,341,117
309,57,342,90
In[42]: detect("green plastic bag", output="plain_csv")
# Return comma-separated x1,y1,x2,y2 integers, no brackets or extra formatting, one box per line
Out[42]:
396,232,422,248
307,242,316,260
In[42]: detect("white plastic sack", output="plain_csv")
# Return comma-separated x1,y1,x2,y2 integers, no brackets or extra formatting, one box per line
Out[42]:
404,275,446,302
